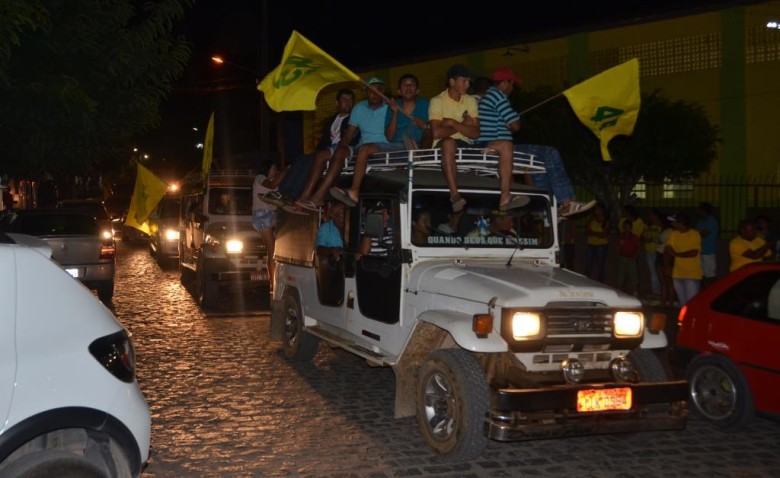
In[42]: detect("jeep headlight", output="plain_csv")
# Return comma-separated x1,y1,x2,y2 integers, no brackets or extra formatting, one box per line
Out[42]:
511,312,542,339
164,228,180,241
225,239,243,254
614,311,643,337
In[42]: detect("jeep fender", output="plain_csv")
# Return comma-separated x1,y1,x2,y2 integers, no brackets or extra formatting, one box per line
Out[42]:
416,310,508,353
639,327,668,349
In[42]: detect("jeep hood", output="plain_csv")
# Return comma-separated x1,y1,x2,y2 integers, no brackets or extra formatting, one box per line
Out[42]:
412,260,640,308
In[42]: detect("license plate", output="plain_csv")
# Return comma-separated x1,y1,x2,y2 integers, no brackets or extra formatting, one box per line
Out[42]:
65,268,79,278
577,387,632,412
250,272,268,281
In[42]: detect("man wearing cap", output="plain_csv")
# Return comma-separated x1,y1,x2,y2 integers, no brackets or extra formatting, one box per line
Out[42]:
331,74,428,208
475,66,595,217
299,77,395,211
428,64,480,213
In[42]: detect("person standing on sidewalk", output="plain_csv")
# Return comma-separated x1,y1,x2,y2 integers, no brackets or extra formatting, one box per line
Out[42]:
695,202,719,287
643,209,663,300
664,211,702,305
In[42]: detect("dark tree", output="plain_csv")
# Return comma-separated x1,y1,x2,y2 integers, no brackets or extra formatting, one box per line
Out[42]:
0,0,192,178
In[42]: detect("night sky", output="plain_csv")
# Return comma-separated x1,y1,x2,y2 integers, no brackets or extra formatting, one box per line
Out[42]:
141,0,761,177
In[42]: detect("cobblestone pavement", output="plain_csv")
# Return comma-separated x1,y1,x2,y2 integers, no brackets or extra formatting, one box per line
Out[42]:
111,241,780,478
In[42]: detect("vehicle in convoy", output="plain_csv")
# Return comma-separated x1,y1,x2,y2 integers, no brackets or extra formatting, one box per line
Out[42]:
56,198,115,240
1,210,117,305
674,262,780,428
270,148,688,462
0,232,150,477
178,170,270,308
149,194,180,265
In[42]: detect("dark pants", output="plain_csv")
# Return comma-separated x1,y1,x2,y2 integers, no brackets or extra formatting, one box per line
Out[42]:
278,154,314,199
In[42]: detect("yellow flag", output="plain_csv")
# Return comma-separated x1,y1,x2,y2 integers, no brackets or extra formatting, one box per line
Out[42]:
125,163,168,235
258,31,361,112
201,112,215,182
562,58,640,161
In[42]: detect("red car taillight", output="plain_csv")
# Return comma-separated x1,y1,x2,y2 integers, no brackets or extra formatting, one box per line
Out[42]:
676,305,688,328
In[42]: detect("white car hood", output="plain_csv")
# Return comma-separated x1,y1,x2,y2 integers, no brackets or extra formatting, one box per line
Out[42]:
412,259,641,308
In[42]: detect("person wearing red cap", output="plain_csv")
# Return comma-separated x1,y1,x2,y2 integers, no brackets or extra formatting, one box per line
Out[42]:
474,66,595,218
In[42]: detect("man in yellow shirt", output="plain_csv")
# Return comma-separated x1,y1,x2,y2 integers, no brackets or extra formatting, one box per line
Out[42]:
664,212,702,305
729,218,772,272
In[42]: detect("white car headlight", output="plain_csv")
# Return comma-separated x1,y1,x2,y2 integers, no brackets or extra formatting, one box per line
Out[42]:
225,239,243,254
164,228,180,241
511,312,541,339
614,311,643,337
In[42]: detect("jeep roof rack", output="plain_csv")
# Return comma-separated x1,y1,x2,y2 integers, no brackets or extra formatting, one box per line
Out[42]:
342,148,546,177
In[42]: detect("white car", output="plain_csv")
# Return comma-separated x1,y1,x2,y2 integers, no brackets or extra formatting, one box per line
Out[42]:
0,232,150,477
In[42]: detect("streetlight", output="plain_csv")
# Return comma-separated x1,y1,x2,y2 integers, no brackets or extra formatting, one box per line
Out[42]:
210,55,270,160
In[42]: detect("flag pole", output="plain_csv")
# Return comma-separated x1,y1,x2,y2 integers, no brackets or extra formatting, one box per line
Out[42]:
360,79,417,122
518,92,563,116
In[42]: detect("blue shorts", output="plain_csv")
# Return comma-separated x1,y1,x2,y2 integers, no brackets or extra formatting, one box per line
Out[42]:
252,210,275,232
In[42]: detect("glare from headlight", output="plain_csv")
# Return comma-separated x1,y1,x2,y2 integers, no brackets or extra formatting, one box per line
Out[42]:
511,312,541,339
101,230,113,240
164,228,180,241
614,311,643,337
226,239,243,254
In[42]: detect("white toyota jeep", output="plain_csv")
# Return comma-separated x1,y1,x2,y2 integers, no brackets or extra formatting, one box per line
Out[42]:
270,149,687,462
178,170,270,308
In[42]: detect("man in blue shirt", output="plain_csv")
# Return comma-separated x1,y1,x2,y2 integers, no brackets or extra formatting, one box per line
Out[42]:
315,201,346,260
695,202,719,287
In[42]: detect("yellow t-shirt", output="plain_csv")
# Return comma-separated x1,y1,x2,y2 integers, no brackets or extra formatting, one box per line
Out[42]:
644,224,661,252
428,89,479,146
729,236,771,272
667,228,702,279
587,219,608,246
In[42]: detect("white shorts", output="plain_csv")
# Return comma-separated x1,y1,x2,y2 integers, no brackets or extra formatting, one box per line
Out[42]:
701,254,716,278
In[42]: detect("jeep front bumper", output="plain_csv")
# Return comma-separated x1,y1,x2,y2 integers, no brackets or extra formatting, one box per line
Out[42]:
486,380,688,441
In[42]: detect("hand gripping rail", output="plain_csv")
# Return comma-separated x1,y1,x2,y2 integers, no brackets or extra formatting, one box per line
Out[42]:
341,148,547,177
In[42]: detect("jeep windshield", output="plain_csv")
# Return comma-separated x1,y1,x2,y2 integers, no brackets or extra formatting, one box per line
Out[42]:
411,191,554,249
208,187,252,216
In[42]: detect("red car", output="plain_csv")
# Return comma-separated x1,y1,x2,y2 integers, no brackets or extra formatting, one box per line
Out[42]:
674,262,780,427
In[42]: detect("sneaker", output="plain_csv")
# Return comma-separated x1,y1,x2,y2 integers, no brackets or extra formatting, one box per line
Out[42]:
560,199,597,218
260,191,288,207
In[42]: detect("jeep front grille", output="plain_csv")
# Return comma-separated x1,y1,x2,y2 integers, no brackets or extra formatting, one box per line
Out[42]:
545,309,613,336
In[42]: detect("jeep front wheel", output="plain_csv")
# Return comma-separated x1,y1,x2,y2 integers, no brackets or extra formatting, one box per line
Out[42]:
196,258,219,308
282,293,319,361
416,348,489,462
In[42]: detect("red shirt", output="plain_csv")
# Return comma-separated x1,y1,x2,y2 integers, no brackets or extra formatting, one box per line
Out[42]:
618,232,640,258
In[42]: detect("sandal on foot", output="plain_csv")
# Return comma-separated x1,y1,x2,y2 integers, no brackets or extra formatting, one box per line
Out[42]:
499,195,530,211
450,195,466,213
329,187,357,207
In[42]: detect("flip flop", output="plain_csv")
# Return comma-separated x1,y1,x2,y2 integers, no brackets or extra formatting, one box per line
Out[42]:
450,195,466,213
499,195,530,211
330,187,357,207
296,200,322,212
282,202,310,215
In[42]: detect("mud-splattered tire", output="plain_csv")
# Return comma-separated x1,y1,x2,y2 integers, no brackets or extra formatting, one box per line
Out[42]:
628,348,668,382
282,293,319,361
416,348,489,462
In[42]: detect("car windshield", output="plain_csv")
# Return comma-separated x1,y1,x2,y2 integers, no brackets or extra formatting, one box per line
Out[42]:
159,198,179,218
57,201,110,220
208,188,252,215
411,191,554,249
10,213,99,236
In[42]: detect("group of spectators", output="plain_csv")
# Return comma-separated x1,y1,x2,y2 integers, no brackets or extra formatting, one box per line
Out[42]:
582,202,778,307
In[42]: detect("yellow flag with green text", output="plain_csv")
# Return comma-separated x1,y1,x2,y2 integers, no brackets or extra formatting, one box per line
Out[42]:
125,163,168,235
201,112,214,182
562,58,640,161
258,30,361,111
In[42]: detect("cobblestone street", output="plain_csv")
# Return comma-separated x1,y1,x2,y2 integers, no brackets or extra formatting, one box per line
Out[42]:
111,241,780,478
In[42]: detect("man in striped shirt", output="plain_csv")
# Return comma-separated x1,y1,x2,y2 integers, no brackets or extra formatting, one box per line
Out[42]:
475,66,594,218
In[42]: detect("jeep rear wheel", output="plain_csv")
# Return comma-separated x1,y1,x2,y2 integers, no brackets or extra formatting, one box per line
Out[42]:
416,349,489,462
282,293,319,361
